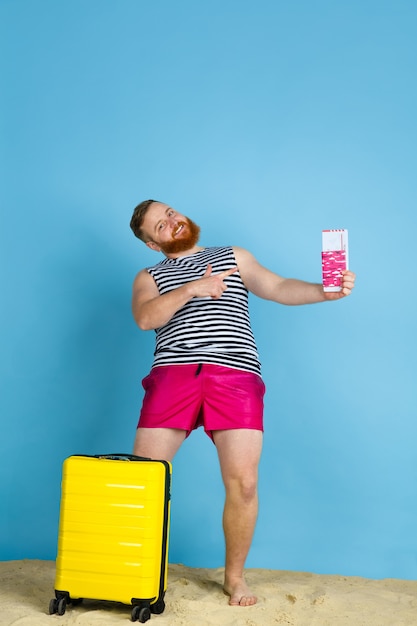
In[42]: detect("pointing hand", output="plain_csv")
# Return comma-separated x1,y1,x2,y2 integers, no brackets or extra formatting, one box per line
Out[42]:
192,264,239,299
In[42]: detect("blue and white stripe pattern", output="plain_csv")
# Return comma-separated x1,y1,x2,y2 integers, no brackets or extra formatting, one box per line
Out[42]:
147,246,261,375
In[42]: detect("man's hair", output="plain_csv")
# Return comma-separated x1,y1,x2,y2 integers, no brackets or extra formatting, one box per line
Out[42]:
130,199,159,242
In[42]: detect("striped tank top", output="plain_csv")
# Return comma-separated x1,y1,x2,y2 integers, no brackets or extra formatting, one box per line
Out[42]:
147,246,261,376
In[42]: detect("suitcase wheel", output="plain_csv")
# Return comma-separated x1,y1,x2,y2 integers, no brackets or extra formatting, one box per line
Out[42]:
49,597,67,616
57,598,67,616
49,598,57,615
131,604,151,623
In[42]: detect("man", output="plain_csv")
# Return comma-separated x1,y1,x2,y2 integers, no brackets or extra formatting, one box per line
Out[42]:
129,199,356,607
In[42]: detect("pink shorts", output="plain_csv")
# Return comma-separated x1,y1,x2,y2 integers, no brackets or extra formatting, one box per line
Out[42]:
137,364,265,440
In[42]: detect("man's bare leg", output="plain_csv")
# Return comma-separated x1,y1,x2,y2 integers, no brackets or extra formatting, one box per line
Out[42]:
133,427,186,461
213,429,263,607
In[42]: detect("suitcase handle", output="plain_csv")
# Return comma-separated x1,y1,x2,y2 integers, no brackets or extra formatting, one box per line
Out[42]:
94,453,152,462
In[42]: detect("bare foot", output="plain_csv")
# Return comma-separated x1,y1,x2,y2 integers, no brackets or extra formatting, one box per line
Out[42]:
223,577,257,606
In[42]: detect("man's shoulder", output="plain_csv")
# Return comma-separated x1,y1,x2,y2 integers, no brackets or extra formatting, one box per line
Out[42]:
232,246,254,262
132,267,158,292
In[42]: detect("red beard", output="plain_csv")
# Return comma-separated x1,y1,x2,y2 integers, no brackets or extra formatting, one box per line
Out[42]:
159,218,201,254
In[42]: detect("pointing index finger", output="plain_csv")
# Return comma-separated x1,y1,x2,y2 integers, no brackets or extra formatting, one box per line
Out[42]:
218,266,239,278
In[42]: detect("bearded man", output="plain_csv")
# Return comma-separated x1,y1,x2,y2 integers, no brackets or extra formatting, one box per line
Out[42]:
129,199,356,607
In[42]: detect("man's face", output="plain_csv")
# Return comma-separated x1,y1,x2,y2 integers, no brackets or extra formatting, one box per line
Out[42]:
142,202,200,255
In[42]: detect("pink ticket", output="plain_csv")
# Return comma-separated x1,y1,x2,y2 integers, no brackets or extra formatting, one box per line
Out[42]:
322,229,349,292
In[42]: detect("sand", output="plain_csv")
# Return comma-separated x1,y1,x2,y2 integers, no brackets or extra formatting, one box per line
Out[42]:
1,559,417,625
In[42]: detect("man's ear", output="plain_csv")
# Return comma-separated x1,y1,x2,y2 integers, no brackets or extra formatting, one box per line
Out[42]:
146,241,161,252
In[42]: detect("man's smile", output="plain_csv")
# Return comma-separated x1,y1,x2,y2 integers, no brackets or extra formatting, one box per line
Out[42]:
173,223,185,237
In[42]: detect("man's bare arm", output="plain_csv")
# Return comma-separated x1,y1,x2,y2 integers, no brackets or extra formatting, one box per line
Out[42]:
233,247,355,305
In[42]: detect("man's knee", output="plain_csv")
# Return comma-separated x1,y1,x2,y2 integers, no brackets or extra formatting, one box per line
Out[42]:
225,475,258,503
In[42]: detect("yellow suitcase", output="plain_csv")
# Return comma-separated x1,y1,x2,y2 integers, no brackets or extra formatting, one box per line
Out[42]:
49,454,171,623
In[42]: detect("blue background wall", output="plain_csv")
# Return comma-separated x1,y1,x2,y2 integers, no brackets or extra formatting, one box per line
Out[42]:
1,0,417,580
